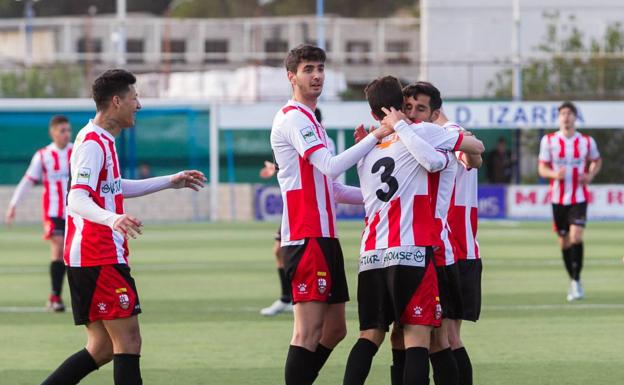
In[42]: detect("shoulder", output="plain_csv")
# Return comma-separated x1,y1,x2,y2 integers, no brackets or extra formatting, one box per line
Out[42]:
443,121,464,132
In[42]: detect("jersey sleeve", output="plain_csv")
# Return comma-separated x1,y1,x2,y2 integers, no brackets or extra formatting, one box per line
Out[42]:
588,137,600,160
24,151,43,182
416,122,462,151
282,112,326,159
538,135,551,163
70,140,104,195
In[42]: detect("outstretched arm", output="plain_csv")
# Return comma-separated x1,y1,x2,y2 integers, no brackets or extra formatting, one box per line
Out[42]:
333,181,363,205
5,176,36,226
122,170,206,198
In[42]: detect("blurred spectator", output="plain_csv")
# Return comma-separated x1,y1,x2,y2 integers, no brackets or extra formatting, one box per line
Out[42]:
138,163,152,179
486,137,514,183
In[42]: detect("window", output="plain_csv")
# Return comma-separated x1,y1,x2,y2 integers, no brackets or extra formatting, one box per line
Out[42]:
386,41,411,64
126,39,144,64
346,41,370,64
76,38,102,63
162,39,186,64
205,39,228,63
264,39,288,66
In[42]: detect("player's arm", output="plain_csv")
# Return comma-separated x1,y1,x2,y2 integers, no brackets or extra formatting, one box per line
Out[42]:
437,116,484,168
305,127,391,179
537,135,564,180
332,181,363,205
5,152,43,225
458,151,483,169
583,157,602,184
381,107,448,172
121,170,205,198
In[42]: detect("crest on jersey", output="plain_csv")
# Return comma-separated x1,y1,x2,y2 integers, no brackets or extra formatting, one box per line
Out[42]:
76,167,91,184
300,126,319,144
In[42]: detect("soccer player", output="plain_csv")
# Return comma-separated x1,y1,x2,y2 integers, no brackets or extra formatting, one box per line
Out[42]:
271,44,392,385
39,69,206,385
538,101,601,301
260,108,334,316
5,115,73,312
342,76,483,385
401,81,483,385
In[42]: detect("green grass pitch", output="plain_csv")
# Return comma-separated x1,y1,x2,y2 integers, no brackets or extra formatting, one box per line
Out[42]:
1,220,623,384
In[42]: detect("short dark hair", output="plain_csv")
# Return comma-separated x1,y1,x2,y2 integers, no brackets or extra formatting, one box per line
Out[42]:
364,76,404,119
558,101,577,116
49,114,69,128
402,81,442,111
284,44,326,73
92,69,136,111
314,108,323,123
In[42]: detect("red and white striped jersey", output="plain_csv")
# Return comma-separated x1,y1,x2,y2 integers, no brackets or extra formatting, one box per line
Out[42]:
538,131,600,205
357,123,461,253
445,122,481,261
429,151,459,267
64,121,128,267
271,100,336,244
23,143,73,220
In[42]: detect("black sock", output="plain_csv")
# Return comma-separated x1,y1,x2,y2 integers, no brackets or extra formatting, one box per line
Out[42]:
113,354,142,385
570,243,584,281
391,349,406,385
41,348,98,385
313,343,333,376
561,248,573,279
404,347,430,385
343,338,378,385
430,348,459,385
50,261,66,297
285,345,317,385
278,267,292,303
452,347,473,385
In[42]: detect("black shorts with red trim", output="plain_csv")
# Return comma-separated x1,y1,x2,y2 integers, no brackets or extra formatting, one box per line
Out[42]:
282,237,349,304
436,263,464,320
552,202,587,236
67,264,141,325
43,217,65,240
457,258,482,322
357,246,441,331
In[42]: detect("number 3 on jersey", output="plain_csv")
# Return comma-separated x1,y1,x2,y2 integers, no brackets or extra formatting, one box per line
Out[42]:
371,157,399,202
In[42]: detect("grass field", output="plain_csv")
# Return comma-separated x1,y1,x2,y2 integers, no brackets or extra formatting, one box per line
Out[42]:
1,220,623,385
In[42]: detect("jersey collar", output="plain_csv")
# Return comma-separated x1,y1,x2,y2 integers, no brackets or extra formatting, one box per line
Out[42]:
89,119,115,141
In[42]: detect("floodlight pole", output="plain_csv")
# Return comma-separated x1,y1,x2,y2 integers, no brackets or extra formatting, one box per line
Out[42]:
19,0,37,67
116,0,127,66
512,0,522,101
316,0,325,50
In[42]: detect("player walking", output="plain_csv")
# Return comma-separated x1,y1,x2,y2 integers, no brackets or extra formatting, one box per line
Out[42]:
538,101,601,301
271,44,392,385
39,69,206,385
5,115,73,312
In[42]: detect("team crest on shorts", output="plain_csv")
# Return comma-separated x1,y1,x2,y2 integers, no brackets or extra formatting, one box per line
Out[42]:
435,303,442,320
317,278,327,294
116,288,130,310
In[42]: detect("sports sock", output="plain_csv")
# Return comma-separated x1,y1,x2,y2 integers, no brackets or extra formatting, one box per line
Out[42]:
430,348,459,385
50,261,66,297
343,338,378,385
561,247,573,279
113,354,142,385
313,343,333,375
285,345,317,385
40,348,98,385
391,348,406,385
570,242,584,281
278,267,292,303
403,347,429,385
452,347,473,385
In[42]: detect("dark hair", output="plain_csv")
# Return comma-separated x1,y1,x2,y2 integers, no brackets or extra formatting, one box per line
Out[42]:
92,69,136,111
364,76,404,119
49,114,69,128
402,81,442,111
314,108,323,123
558,101,577,116
284,44,326,73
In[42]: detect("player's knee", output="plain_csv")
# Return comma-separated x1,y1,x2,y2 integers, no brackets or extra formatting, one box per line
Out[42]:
87,339,114,366
327,322,347,343
360,329,385,347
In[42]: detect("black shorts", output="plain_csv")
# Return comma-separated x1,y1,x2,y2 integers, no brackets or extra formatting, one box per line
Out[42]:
457,259,482,322
67,264,141,325
436,263,464,320
274,225,282,241
357,247,441,331
44,217,65,239
552,202,587,236
282,238,349,304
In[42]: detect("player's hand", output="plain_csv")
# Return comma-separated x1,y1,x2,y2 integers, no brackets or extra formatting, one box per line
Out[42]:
170,170,206,191
4,205,16,227
354,124,368,143
113,214,143,239
259,161,276,179
381,106,408,129
462,130,475,137
555,168,566,180
579,173,592,185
